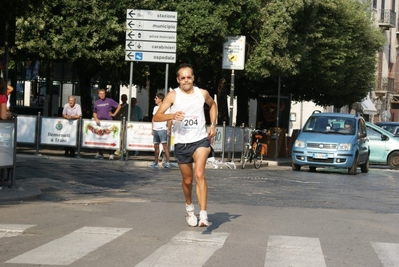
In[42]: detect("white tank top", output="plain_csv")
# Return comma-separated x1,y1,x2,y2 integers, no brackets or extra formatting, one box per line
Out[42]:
171,87,207,144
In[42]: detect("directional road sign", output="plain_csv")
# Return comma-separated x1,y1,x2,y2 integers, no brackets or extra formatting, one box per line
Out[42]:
126,30,177,42
127,9,177,22
125,9,177,63
125,51,176,63
125,41,176,53
126,20,177,32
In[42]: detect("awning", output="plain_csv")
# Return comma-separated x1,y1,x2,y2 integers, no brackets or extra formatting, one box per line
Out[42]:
360,96,377,114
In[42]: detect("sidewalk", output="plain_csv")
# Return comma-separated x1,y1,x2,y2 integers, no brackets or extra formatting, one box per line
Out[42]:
0,148,292,203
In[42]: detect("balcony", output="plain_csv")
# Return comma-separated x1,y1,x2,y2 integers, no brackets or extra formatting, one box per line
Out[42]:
375,77,395,94
375,9,396,29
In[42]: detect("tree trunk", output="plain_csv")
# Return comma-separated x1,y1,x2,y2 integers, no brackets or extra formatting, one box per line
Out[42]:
75,60,102,118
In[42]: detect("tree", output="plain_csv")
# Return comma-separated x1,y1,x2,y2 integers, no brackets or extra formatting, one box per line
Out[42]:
12,0,385,123
245,0,385,108
15,0,135,117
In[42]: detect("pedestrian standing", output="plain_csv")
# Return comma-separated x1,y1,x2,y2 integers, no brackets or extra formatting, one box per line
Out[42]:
153,63,218,227
130,97,143,155
93,88,121,160
149,92,172,168
0,78,10,120
62,95,82,157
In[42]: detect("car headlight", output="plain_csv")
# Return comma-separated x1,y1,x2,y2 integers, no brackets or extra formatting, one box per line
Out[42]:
294,140,305,148
338,143,351,150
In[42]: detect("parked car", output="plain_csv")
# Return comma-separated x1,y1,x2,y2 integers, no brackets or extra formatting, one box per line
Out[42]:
374,121,399,137
365,122,399,169
291,112,370,174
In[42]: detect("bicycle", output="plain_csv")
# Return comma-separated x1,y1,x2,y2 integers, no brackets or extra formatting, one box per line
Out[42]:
241,129,267,169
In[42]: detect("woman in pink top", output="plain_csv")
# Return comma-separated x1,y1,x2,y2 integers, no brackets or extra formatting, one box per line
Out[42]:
0,78,10,120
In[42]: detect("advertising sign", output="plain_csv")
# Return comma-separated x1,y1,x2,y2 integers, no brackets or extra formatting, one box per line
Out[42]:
81,120,121,149
40,118,79,146
222,36,246,70
125,122,154,151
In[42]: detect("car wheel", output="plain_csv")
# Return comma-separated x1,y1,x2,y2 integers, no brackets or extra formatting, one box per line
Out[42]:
309,166,316,172
388,151,399,170
348,154,358,175
292,163,301,171
360,155,369,173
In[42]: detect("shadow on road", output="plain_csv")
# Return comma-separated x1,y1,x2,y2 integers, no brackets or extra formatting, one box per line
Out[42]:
201,212,241,234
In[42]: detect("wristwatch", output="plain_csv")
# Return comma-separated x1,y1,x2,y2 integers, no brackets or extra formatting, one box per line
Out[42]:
210,122,217,126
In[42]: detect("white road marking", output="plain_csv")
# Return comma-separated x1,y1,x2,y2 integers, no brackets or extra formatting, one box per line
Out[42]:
0,224,36,238
6,226,132,265
372,242,399,267
135,231,230,267
264,235,327,267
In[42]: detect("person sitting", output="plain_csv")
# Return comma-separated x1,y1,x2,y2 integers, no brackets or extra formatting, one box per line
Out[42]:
344,120,354,134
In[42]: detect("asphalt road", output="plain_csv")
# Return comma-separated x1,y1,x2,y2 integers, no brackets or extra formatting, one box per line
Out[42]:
0,157,398,267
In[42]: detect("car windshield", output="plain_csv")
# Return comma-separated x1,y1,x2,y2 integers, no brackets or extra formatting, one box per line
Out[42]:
303,116,356,135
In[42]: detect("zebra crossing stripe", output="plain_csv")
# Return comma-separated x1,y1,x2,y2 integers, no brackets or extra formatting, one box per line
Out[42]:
0,224,36,238
135,231,230,267
6,226,132,266
371,242,399,267
264,235,327,267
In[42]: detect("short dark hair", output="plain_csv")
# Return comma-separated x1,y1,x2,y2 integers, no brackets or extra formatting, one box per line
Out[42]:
155,92,165,100
176,63,194,77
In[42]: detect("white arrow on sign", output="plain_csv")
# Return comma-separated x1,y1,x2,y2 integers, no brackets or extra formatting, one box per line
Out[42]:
126,30,177,42
127,9,177,22
125,41,176,52
125,51,176,63
126,20,177,32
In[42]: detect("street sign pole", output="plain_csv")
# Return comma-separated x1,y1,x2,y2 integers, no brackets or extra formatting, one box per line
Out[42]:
229,70,235,127
165,63,169,95
124,9,177,160
222,36,246,127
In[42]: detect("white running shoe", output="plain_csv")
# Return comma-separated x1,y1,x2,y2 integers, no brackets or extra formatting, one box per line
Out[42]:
199,210,209,227
94,153,103,159
109,154,114,160
149,162,159,168
186,204,198,227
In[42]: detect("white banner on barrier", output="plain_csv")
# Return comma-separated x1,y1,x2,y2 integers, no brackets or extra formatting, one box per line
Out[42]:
125,122,153,151
17,116,37,144
211,126,223,151
40,118,79,146
81,120,121,149
0,121,15,167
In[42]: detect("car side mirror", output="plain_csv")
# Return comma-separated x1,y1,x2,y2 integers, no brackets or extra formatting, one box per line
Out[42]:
381,135,388,141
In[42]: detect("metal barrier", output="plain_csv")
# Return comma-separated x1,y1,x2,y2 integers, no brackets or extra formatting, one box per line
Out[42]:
0,117,17,187
16,114,251,162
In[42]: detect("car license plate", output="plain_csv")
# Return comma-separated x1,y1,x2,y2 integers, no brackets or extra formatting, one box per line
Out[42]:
313,153,328,159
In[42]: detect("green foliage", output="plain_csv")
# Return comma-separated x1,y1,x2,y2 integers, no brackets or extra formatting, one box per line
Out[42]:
8,0,386,113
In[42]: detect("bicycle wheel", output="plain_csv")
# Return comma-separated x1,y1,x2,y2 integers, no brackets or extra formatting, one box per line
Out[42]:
241,146,251,169
241,146,249,169
253,143,263,169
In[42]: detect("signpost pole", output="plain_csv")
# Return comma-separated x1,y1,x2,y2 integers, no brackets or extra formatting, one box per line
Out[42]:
229,70,235,127
165,63,169,95
127,61,133,122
